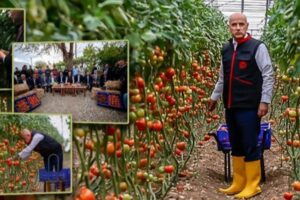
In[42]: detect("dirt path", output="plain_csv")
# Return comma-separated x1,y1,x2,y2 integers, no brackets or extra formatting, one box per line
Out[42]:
165,138,291,200
31,91,127,123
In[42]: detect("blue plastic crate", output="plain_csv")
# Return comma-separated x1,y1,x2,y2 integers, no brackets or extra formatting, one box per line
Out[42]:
97,91,109,107
14,97,31,112
216,123,272,151
97,91,124,109
39,168,71,188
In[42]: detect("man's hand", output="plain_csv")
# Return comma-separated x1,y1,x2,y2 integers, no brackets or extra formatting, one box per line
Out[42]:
0,50,6,59
257,102,269,117
208,99,217,112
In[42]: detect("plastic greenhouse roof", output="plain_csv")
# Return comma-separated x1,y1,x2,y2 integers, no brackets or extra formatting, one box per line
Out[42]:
204,0,274,39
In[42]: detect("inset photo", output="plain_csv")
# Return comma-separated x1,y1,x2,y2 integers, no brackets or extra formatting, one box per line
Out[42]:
0,90,12,112
0,113,72,195
0,8,24,89
13,40,128,124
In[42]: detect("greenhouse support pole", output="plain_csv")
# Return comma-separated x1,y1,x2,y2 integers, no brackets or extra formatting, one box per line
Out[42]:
241,0,244,13
264,0,270,28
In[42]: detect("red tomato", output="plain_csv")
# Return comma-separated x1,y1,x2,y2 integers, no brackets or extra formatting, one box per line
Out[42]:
164,165,175,173
166,67,176,79
203,134,210,141
281,95,289,102
3,139,9,145
6,159,12,166
115,149,122,158
147,93,156,104
159,72,167,81
139,158,148,168
90,165,99,177
152,120,163,132
212,114,220,120
21,181,27,186
176,142,186,151
13,160,20,167
175,148,183,156
85,140,94,151
106,126,116,135
136,76,145,89
135,118,147,131
78,186,96,200
283,192,293,200
180,70,187,79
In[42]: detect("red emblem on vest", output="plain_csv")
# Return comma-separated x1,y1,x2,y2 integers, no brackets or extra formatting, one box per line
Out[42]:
239,61,248,69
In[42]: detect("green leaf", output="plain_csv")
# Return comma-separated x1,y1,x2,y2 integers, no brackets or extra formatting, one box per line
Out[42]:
83,14,101,31
52,32,72,40
125,32,141,48
98,0,123,8
141,30,157,42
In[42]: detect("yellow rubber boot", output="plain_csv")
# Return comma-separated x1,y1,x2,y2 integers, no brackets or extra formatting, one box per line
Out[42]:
234,160,262,199
219,156,246,195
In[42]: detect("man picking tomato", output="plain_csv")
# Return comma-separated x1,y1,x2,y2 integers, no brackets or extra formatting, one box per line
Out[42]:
11,128,63,172
208,13,274,199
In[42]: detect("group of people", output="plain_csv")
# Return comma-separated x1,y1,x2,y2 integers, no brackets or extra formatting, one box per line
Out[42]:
14,60,127,94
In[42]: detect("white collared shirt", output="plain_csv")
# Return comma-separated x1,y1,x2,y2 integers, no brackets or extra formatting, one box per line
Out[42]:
18,133,44,159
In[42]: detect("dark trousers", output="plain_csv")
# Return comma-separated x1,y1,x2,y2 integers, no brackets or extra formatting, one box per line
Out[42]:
44,150,63,171
225,108,261,161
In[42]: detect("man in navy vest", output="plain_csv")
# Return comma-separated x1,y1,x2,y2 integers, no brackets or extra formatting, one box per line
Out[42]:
208,13,274,199
15,128,63,172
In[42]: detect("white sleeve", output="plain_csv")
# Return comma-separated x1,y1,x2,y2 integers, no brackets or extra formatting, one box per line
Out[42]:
18,133,44,160
210,63,224,101
255,43,274,104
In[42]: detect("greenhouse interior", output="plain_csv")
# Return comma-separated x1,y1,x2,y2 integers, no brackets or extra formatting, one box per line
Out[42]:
0,0,299,200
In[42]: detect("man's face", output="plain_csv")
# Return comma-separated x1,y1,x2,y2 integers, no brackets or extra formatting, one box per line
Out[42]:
20,129,31,144
229,13,248,39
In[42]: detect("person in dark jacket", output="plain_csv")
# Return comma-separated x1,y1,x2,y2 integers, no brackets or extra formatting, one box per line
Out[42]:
29,73,41,90
84,71,93,91
208,13,274,199
65,71,73,84
115,60,128,109
56,71,65,84
12,128,63,172
0,9,24,88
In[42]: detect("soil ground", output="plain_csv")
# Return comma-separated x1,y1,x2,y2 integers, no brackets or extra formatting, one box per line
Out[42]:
165,137,291,200
31,91,127,123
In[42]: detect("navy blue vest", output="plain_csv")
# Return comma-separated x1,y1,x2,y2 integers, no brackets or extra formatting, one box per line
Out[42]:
222,38,263,109
31,131,62,158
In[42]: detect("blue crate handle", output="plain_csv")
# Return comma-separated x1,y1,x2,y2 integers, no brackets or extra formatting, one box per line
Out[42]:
214,123,272,152
39,153,70,185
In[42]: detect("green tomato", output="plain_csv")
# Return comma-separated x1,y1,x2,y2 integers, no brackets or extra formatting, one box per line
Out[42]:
143,172,149,178
123,194,132,200
148,174,154,181
158,166,165,173
129,112,137,122
108,135,114,142
123,144,130,153
136,108,145,118
131,161,137,168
